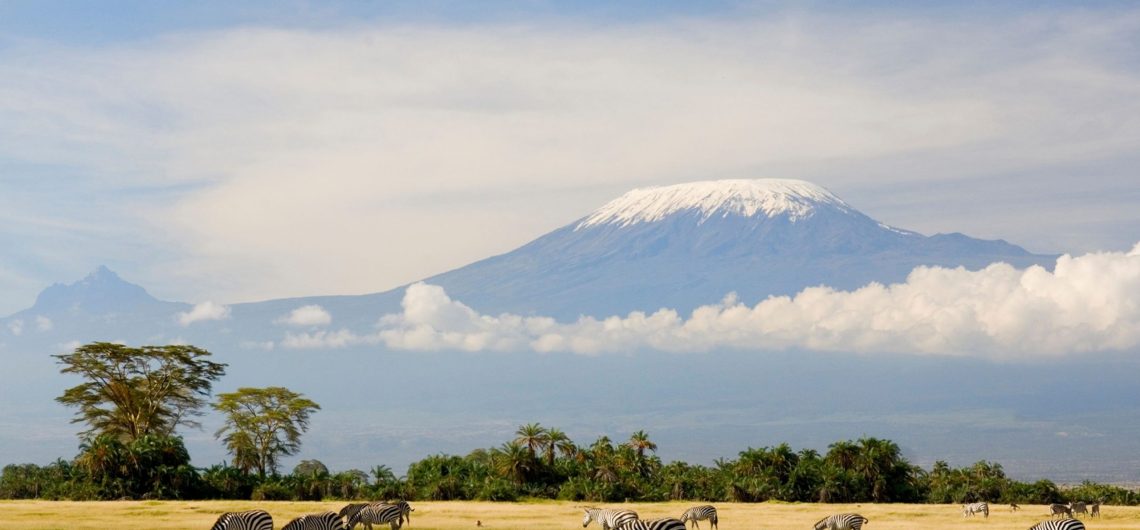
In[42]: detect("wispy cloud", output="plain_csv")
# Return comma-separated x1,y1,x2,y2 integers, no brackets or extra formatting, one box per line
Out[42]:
281,329,369,349
276,304,332,326
177,301,231,326
365,244,1140,358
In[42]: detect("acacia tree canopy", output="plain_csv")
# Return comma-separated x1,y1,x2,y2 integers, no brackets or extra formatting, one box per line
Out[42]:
54,342,227,442
213,386,320,478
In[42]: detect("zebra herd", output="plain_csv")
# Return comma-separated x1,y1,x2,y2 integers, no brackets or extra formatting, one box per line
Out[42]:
958,501,1101,527
580,505,717,530
209,501,1106,530
210,500,412,530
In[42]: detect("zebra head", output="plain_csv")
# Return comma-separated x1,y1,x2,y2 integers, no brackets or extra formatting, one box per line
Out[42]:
583,508,597,528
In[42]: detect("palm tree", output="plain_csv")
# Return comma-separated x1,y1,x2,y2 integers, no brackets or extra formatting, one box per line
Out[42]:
855,437,903,501
513,423,550,461
625,430,657,460
371,464,396,485
825,440,859,470
545,428,574,466
492,442,533,485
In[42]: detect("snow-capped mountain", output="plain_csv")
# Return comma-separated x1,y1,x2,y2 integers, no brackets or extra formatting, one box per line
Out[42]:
1,178,1055,340
413,178,1051,319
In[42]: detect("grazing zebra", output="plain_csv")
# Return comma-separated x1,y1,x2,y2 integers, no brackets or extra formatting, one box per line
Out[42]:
284,512,348,530
1049,504,1073,518
211,510,274,530
341,502,413,527
679,505,718,530
582,508,639,530
1068,501,1087,517
1089,502,1100,517
962,502,989,518
1027,519,1085,530
617,518,687,530
348,503,406,530
812,513,868,530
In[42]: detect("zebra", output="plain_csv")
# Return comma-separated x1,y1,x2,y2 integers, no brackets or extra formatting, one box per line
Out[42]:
962,502,989,518
617,518,687,530
348,503,406,530
1049,503,1073,518
812,513,868,530
1089,502,1100,517
1027,519,1086,530
211,510,274,530
679,505,718,530
341,501,413,528
1068,501,1087,517
284,512,349,530
582,507,639,530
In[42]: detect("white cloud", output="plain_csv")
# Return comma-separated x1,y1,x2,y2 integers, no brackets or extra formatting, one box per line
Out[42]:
7,320,23,336
177,301,231,326
372,245,1140,359
34,315,52,332
277,304,332,326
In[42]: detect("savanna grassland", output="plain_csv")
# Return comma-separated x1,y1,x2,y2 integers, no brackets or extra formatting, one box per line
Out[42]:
0,501,1136,530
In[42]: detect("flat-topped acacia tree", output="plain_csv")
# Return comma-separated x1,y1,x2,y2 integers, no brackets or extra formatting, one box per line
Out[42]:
54,342,227,442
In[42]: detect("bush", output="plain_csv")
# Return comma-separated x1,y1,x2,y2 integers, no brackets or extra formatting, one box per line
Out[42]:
251,481,293,501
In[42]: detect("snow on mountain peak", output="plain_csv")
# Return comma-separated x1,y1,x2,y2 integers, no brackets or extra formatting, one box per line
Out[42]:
576,178,851,230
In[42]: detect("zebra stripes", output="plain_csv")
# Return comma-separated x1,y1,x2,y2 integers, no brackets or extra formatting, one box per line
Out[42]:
582,507,640,530
1028,519,1086,530
813,513,869,530
616,517,687,530
211,510,274,530
679,505,718,530
962,502,989,518
348,503,409,530
284,511,348,530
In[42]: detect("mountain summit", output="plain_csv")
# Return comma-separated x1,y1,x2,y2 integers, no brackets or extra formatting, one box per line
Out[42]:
31,266,164,314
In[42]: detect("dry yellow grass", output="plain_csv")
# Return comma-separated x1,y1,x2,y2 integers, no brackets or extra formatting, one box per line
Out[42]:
0,500,1135,530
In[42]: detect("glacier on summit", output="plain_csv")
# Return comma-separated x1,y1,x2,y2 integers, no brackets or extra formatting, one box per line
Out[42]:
576,178,858,228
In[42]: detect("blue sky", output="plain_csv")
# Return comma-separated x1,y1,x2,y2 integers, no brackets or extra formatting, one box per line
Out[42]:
2,1,1139,315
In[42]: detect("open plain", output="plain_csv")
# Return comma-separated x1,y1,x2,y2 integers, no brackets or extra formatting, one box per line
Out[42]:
0,501,1136,530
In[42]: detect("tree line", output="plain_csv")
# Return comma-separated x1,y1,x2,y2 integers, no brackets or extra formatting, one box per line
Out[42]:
0,342,1136,505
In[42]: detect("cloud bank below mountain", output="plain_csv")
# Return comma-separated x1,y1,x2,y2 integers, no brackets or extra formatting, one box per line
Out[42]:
279,244,1140,358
